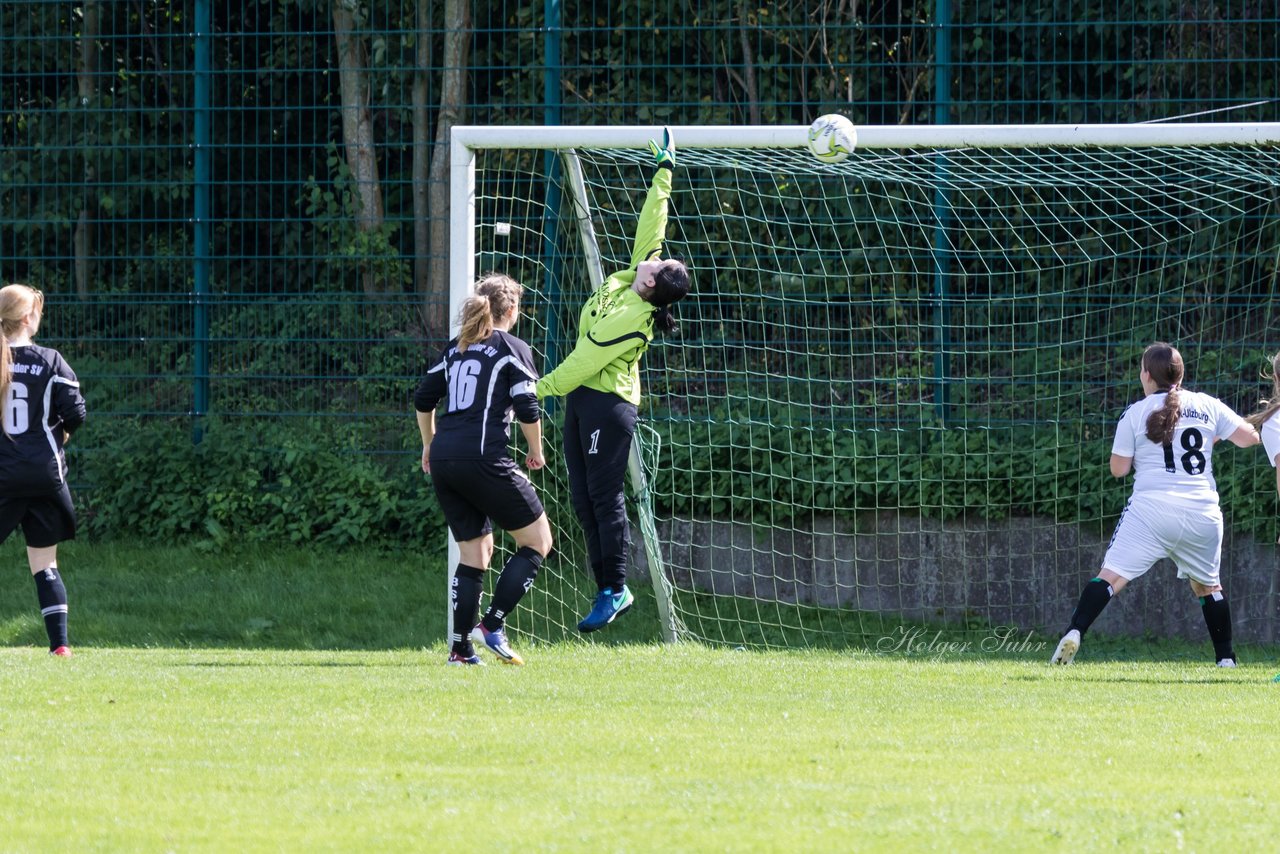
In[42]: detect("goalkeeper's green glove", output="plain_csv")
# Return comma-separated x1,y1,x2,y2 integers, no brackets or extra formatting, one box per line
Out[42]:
648,127,675,170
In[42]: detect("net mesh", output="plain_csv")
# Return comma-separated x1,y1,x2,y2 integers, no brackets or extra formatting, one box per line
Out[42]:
470,137,1280,647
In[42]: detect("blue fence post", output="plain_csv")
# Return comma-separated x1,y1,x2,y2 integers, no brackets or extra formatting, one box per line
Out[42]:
542,0,565,381
931,0,953,424
192,0,211,443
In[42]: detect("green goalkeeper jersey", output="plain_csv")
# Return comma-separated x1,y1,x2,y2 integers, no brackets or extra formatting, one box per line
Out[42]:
535,168,672,406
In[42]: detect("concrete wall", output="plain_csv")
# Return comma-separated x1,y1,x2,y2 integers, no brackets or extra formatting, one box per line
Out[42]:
640,513,1280,642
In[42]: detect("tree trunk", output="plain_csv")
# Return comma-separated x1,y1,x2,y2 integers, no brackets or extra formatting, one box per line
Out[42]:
738,0,761,124
424,0,470,340
411,0,433,302
74,0,100,299
332,0,386,295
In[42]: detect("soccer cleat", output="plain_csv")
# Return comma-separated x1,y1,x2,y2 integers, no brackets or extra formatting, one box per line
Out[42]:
1050,629,1081,665
577,585,635,633
446,651,484,666
471,624,524,666
49,646,72,658
1217,658,1237,668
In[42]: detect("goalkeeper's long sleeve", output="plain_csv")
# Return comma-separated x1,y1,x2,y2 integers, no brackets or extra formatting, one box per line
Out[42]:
537,168,672,406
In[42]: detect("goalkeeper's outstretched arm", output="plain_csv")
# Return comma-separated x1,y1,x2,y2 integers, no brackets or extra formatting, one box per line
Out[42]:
629,128,676,270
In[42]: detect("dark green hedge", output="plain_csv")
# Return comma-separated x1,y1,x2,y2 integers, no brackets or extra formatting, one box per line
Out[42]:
78,420,443,548
73,417,1278,548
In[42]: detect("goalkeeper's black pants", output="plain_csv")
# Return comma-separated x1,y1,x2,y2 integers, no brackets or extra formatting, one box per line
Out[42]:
562,387,637,592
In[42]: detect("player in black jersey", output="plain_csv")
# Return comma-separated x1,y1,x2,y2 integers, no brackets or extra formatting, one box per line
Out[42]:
415,274,552,666
0,285,86,657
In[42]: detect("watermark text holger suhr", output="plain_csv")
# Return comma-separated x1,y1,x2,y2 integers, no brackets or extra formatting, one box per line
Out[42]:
875,626,1049,657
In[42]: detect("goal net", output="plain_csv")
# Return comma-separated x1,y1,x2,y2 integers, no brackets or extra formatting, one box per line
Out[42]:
450,124,1280,649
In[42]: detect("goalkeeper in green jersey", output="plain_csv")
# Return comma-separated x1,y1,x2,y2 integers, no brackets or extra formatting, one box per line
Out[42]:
535,127,691,633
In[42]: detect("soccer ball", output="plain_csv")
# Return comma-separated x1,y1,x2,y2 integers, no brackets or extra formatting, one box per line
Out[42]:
807,114,857,164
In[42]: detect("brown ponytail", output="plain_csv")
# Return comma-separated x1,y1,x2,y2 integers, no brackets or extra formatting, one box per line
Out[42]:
1142,342,1185,445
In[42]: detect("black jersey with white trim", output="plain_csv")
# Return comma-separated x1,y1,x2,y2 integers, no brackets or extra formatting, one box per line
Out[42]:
414,330,540,461
0,344,86,495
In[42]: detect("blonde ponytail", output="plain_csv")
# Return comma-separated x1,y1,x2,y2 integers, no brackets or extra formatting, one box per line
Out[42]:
456,294,495,352
1247,350,1280,431
0,325,10,424
456,273,524,351
0,284,44,437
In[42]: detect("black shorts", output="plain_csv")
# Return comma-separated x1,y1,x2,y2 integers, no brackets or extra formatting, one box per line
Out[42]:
0,483,77,548
430,457,544,542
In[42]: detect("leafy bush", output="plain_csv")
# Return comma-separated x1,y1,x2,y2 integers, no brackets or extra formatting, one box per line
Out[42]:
79,419,442,548
651,417,1279,539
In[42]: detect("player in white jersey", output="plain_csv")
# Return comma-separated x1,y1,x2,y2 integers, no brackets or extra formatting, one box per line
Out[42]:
1051,342,1258,666
1248,350,1280,510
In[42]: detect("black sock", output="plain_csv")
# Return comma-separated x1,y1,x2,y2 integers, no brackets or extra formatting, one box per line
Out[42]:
1200,592,1235,662
33,566,68,650
450,565,484,655
482,547,543,632
1068,578,1114,636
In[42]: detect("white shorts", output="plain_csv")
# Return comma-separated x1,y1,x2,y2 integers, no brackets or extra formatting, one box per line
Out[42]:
1102,494,1223,587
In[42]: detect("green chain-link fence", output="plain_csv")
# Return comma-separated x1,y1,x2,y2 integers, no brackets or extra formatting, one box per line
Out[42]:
1,0,1277,509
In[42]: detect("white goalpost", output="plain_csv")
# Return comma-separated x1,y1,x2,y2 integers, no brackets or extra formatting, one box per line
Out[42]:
449,122,1280,648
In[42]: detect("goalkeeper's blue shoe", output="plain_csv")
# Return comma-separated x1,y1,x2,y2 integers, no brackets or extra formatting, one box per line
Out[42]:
447,651,484,666
471,623,524,666
577,586,634,633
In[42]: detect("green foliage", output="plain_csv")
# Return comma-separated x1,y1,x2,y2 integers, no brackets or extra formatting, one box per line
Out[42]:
79,420,442,548
300,145,413,294
652,414,1276,537
4,0,1278,548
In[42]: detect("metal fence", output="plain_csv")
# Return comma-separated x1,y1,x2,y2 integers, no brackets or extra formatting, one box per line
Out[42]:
0,0,1277,461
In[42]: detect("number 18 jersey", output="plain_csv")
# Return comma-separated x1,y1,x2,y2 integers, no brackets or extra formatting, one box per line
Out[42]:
1112,390,1245,503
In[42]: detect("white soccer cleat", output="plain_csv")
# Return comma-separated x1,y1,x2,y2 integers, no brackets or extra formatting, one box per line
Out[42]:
1216,658,1237,668
1050,629,1081,665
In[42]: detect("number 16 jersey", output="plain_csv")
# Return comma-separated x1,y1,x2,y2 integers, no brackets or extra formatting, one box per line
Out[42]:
414,330,541,461
1111,390,1245,503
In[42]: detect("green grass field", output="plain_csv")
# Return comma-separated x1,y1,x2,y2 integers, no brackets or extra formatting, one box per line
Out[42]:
2,540,1278,850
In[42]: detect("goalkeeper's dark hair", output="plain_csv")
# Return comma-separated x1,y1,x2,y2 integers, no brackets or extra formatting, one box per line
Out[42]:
647,259,690,335
457,273,522,352
1143,341,1185,445
1247,349,1280,431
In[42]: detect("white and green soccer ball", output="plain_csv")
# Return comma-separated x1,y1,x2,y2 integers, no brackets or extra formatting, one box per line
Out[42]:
807,114,857,164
